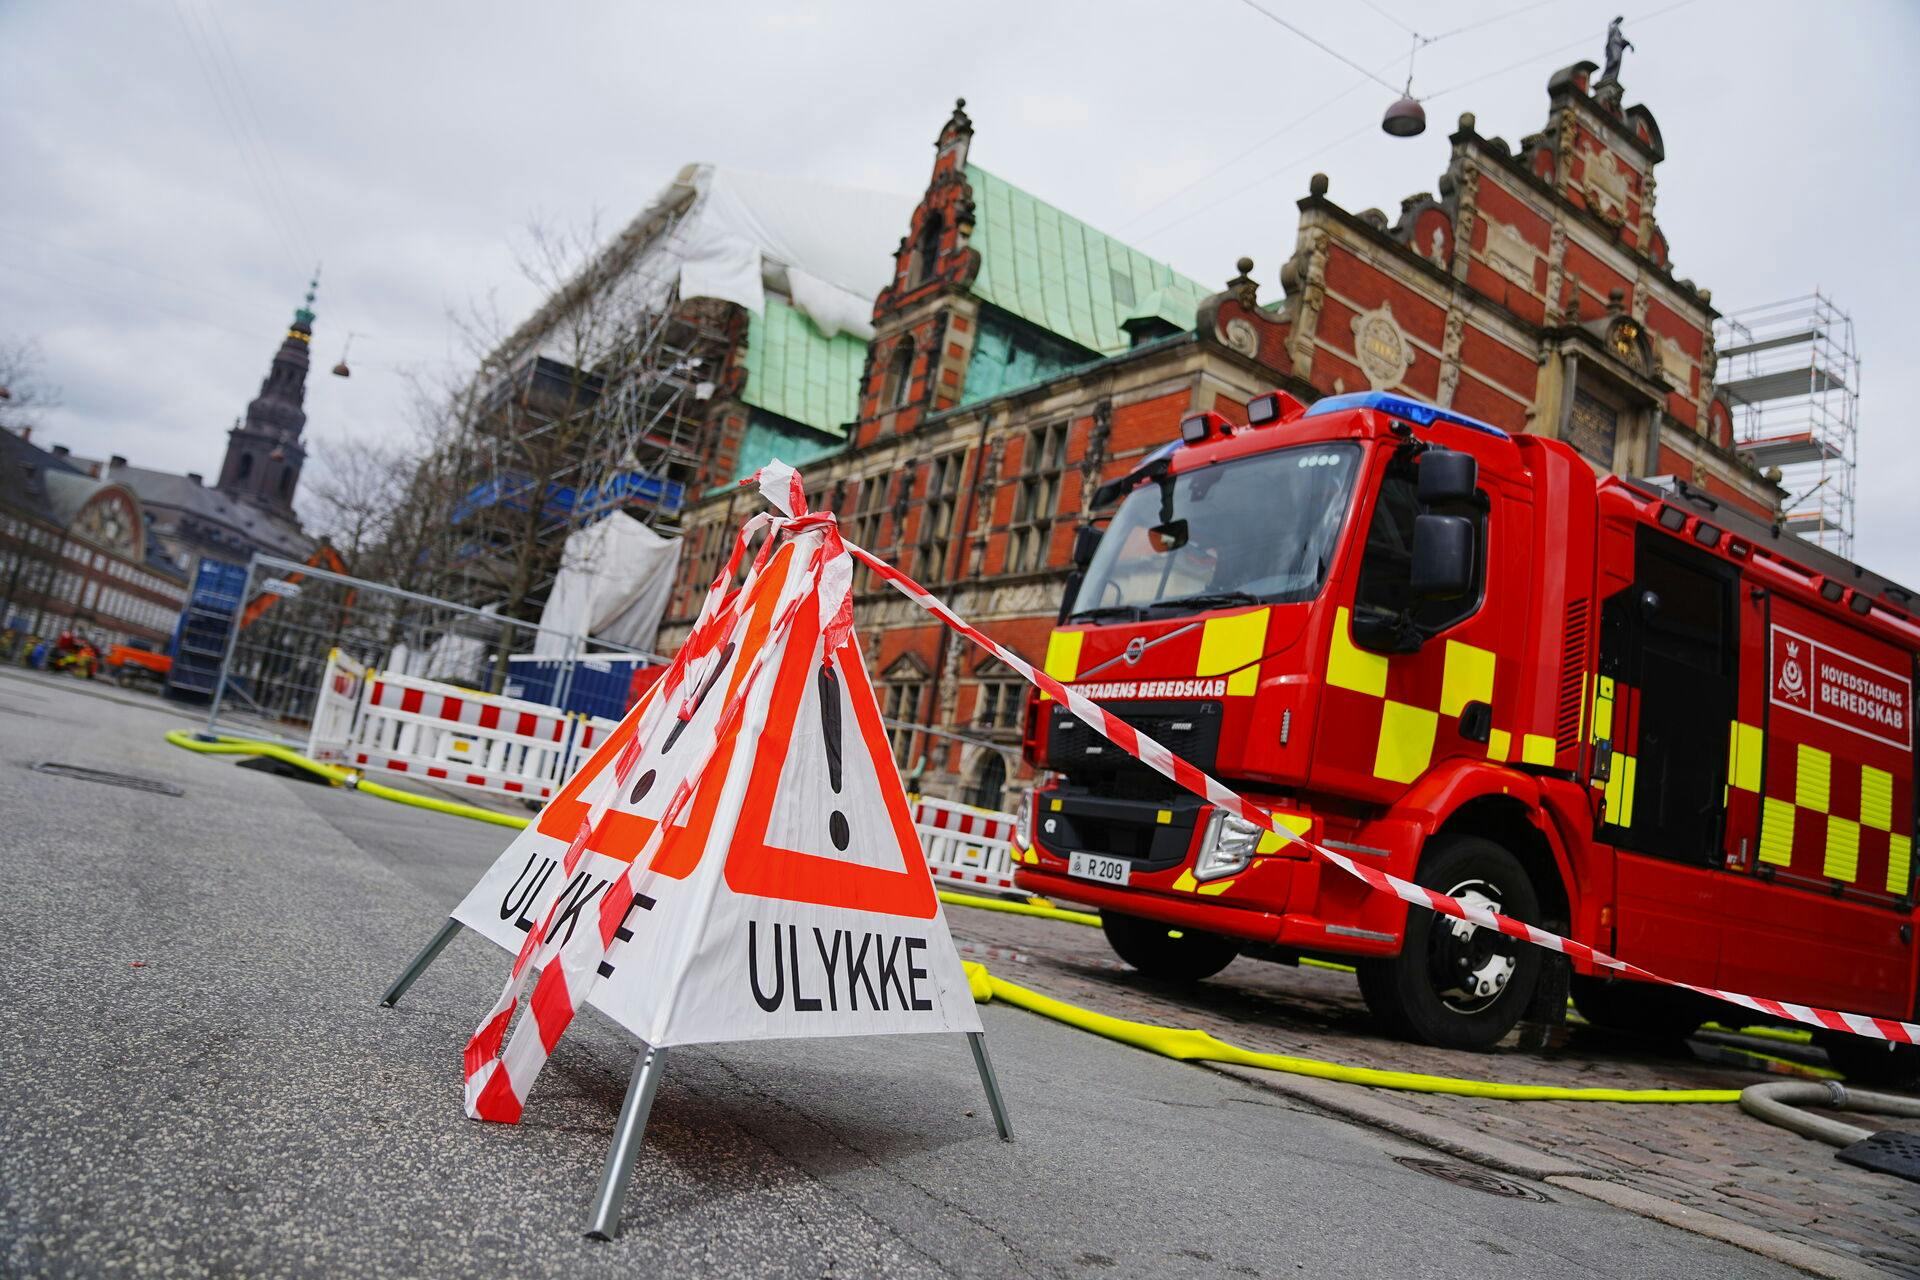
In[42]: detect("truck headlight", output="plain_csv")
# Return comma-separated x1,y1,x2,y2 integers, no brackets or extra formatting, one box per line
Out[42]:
1195,810,1262,881
1013,788,1035,852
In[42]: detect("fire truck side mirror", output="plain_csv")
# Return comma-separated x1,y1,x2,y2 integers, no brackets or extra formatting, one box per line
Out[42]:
1072,523,1103,568
1417,449,1477,505
1410,514,1474,600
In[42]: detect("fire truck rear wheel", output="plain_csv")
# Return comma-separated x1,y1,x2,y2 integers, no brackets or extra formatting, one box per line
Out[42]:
1815,1031,1920,1089
1357,835,1542,1051
1100,911,1240,982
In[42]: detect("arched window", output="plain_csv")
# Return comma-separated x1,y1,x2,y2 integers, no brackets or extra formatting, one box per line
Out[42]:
964,753,1008,811
237,453,254,481
886,341,915,409
913,216,942,286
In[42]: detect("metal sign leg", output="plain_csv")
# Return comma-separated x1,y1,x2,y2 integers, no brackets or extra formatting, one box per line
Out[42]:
585,1044,669,1241
379,917,463,1008
967,1032,1013,1141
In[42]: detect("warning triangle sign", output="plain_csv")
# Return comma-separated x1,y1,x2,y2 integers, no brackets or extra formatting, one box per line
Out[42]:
449,524,981,1052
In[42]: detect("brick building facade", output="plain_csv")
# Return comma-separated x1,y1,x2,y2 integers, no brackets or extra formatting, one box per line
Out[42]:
660,66,1780,807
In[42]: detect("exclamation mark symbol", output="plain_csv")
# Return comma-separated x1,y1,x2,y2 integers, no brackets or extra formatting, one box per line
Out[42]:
818,663,850,851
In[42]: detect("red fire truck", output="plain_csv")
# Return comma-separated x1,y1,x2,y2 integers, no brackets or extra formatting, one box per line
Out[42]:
1015,389,1918,1080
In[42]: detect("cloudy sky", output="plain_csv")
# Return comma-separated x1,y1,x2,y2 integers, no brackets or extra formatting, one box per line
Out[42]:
4,2,1915,576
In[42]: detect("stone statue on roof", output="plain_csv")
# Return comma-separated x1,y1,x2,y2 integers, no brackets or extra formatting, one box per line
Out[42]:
1599,16,1632,85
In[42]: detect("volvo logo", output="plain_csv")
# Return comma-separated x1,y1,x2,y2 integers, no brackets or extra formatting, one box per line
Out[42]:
1123,637,1146,666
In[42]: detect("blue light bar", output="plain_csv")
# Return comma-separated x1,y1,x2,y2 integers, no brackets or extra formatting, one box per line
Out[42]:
1302,391,1511,441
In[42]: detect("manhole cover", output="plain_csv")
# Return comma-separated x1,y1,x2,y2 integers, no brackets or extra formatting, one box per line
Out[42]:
1393,1156,1552,1201
1836,1130,1920,1184
31,762,183,797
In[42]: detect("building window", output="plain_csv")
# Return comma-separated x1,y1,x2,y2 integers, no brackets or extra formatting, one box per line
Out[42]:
963,753,1009,811
883,678,925,768
238,453,254,481
280,470,294,498
972,674,1023,730
886,340,916,409
913,216,942,287
848,472,893,593
916,451,965,578
1007,421,1069,574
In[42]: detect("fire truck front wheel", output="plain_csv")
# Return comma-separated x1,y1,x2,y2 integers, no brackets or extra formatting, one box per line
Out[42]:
1101,911,1240,982
1357,835,1543,1051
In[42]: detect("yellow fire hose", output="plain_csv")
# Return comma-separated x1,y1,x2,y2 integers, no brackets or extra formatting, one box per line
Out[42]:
164,731,529,828
166,730,1811,1103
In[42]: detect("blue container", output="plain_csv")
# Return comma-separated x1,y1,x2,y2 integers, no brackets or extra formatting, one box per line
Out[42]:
504,654,657,721
166,558,248,700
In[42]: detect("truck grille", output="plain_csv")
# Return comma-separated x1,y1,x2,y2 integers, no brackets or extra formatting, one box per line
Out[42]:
1046,699,1222,799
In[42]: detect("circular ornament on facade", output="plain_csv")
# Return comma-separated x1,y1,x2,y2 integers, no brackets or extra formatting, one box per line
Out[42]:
1350,302,1415,390
1223,318,1259,358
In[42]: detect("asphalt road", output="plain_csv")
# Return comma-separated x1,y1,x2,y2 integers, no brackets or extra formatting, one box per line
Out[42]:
0,669,1809,1278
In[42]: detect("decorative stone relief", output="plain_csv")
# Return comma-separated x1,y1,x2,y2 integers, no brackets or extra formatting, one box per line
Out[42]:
1544,223,1569,325
1583,147,1632,222
1224,318,1259,358
1286,226,1329,380
1554,106,1579,191
1437,307,1467,408
1481,218,1540,289
1631,270,1651,324
1350,302,1415,391
1450,167,1480,285
1657,334,1691,388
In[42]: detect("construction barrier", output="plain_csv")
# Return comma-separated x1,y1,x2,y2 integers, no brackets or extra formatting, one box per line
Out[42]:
913,796,1022,897
307,649,601,803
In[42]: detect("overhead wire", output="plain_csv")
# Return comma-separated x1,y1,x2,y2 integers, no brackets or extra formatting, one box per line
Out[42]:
1420,0,1704,104
1122,0,1575,240
1232,0,1406,93
165,0,306,277
1131,0,1706,247
199,2,322,261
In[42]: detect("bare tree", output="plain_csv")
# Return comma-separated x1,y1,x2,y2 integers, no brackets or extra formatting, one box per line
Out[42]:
0,338,62,436
302,435,410,569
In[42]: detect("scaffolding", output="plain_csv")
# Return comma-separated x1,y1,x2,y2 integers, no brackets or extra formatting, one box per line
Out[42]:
1717,292,1860,556
447,195,738,615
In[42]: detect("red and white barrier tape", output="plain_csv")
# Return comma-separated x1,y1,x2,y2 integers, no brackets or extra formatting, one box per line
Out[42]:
845,540,1920,1047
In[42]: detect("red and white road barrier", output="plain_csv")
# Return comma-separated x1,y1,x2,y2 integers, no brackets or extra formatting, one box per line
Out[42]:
309,652,591,802
845,539,1920,1047
914,797,1021,898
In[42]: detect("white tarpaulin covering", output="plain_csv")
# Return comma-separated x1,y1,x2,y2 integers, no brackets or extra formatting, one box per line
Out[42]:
534,513,681,657
546,164,913,350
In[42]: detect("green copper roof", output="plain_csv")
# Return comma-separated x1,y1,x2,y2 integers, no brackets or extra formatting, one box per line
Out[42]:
739,294,865,438
729,410,844,486
964,164,1210,356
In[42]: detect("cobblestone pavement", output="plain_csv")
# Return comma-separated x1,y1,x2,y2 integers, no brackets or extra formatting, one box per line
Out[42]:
943,899,1920,1276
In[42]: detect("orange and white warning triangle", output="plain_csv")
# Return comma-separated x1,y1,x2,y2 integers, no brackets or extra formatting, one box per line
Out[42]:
450,510,981,1053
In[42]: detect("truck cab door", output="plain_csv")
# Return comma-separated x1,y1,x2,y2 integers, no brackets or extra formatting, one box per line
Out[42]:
1597,530,1738,983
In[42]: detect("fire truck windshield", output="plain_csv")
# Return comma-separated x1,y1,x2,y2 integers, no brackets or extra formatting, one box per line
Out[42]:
1069,443,1361,621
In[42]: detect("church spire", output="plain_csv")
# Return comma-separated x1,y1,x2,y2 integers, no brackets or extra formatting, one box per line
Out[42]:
216,273,317,512
292,269,318,336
